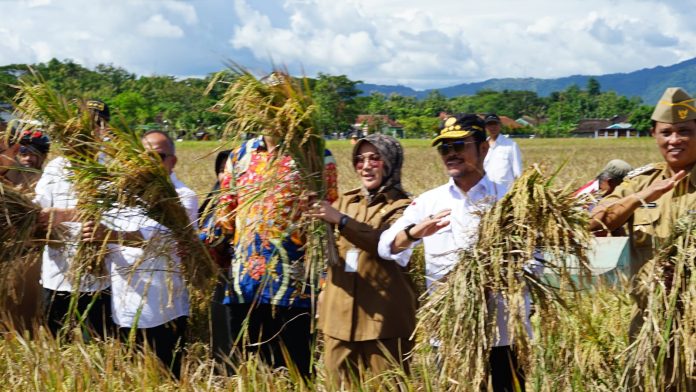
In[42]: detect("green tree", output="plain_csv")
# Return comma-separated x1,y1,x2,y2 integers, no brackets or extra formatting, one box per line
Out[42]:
400,116,440,138
422,90,448,117
627,105,654,132
587,77,601,96
385,94,420,118
111,91,150,125
366,92,387,115
313,73,361,134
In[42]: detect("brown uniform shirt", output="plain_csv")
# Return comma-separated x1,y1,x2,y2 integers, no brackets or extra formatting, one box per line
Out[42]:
600,162,696,275
318,187,417,342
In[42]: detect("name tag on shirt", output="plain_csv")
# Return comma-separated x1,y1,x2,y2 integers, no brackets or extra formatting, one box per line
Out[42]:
345,248,360,272
639,202,657,208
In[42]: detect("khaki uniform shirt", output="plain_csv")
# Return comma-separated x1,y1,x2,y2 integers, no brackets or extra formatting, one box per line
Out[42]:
600,162,696,276
318,187,417,342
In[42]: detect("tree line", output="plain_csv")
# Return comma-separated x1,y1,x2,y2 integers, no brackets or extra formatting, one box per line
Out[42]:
0,59,654,138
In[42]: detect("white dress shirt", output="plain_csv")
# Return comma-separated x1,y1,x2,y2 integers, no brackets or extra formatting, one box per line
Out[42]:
105,173,198,329
33,157,111,292
378,175,532,346
483,134,522,189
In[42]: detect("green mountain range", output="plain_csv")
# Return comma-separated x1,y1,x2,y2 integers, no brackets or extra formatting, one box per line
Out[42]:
357,57,696,104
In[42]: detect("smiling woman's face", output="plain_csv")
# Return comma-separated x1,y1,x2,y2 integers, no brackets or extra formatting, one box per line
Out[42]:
354,142,384,191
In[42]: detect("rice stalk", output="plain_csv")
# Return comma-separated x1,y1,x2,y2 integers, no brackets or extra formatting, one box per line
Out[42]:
623,216,696,391
0,181,67,261
417,165,593,389
12,72,216,296
12,70,111,283
207,66,334,314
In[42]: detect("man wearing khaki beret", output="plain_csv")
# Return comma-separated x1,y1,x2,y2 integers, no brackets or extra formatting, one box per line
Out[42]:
590,87,696,390
590,87,696,274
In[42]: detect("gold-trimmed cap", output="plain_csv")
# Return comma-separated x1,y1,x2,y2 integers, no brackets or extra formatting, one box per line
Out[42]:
86,99,110,121
651,87,696,124
432,114,485,146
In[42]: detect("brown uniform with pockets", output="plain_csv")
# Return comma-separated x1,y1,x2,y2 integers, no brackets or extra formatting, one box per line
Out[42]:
317,187,416,381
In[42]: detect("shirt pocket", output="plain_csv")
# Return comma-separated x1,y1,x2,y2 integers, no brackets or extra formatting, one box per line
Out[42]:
424,225,454,257
632,207,660,247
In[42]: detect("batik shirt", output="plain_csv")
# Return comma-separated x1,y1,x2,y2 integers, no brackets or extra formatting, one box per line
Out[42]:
208,137,338,308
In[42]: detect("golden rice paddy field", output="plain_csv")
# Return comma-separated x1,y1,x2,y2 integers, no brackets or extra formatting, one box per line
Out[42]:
177,137,660,198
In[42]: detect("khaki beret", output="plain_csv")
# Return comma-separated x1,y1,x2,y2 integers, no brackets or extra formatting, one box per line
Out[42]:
651,87,696,123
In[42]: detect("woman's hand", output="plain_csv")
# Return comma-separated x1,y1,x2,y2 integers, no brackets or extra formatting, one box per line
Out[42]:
306,200,343,224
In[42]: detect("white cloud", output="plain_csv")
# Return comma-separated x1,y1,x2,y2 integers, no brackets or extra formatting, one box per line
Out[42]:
24,0,52,8
0,0,695,89
163,1,199,25
137,14,184,38
229,0,696,88
0,0,238,78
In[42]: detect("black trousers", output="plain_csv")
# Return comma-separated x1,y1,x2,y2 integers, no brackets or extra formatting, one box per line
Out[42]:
42,288,114,340
210,277,233,364
118,316,188,379
226,303,314,379
489,345,525,392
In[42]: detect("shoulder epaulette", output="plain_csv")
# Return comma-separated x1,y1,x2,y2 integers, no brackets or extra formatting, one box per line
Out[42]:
626,164,658,178
343,187,362,196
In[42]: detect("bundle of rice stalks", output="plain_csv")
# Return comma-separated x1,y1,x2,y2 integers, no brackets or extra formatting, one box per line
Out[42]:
417,165,593,389
207,66,336,308
99,127,217,291
0,182,49,259
623,216,696,391
530,284,629,391
12,73,216,293
12,72,111,281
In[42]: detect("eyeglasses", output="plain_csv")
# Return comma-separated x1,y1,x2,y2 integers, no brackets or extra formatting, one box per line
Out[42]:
353,153,382,169
436,140,476,156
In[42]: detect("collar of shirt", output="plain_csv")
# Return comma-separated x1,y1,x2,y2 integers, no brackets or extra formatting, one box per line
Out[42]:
446,175,498,205
487,133,511,148
170,172,183,187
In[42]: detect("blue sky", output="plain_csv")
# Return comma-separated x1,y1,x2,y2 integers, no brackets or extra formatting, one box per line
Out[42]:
1,0,695,89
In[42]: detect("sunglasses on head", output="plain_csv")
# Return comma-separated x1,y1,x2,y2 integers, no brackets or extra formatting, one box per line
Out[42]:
353,153,382,168
436,140,475,156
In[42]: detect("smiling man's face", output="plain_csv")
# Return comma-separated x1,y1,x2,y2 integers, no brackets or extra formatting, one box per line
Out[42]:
437,136,486,179
652,120,696,173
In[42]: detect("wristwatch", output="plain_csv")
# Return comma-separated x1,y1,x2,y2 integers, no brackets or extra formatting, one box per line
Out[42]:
404,223,420,242
338,214,349,231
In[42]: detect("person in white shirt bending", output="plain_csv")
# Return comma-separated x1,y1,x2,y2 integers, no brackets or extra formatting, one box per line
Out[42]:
483,113,522,189
378,113,526,392
83,130,197,378
34,100,114,339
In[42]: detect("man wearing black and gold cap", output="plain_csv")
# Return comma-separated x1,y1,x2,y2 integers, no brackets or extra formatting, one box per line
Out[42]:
379,114,526,391
590,87,696,390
